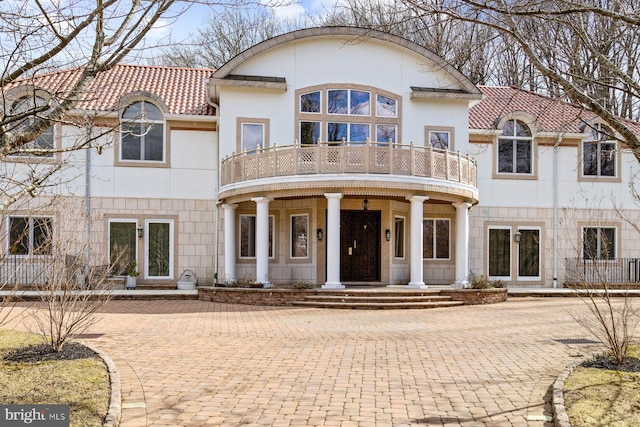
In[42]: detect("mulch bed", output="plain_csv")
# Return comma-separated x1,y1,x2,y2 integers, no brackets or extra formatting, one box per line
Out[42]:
582,355,640,373
3,342,99,363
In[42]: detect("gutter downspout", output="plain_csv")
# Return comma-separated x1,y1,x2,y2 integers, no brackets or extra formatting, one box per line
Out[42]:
206,78,221,284
553,137,560,288
84,124,92,279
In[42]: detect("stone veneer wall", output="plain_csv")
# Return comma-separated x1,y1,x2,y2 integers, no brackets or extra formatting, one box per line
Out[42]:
94,197,217,286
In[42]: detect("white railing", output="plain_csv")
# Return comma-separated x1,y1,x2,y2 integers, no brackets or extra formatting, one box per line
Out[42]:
221,141,477,187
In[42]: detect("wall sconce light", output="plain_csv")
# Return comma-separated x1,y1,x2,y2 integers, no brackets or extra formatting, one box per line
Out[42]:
385,229,391,241
317,228,323,241
514,232,521,243
137,225,144,238
363,198,369,211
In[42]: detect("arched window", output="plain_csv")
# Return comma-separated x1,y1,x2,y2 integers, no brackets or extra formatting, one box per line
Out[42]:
9,95,54,157
297,86,399,145
497,119,532,174
120,101,164,161
583,123,615,177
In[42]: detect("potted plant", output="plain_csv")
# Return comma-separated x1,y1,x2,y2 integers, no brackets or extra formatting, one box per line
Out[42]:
125,261,138,289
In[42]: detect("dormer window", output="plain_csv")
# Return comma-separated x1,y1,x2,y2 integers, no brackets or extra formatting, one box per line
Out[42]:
497,119,532,174
9,95,54,157
120,101,164,162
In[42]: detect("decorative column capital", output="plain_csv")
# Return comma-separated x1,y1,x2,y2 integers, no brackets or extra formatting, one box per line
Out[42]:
406,195,429,203
452,202,472,210
222,203,238,210
251,197,272,204
324,193,343,200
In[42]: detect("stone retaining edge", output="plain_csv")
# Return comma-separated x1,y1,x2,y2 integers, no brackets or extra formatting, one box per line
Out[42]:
552,353,596,427
77,339,121,427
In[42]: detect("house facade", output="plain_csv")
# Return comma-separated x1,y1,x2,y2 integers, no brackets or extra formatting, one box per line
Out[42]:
3,27,640,289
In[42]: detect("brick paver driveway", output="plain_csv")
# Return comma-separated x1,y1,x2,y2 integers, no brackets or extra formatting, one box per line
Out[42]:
9,298,604,426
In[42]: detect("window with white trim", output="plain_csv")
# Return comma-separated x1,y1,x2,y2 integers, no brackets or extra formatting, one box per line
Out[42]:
240,214,274,258
497,119,532,174
423,219,450,259
290,214,308,258
241,123,265,152
8,216,52,255
145,219,174,278
583,226,616,260
583,123,616,177
297,87,399,144
120,101,164,161
429,131,450,150
488,227,511,278
109,220,137,275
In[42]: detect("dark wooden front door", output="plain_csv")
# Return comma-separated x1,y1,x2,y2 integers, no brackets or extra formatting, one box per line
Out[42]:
340,210,381,282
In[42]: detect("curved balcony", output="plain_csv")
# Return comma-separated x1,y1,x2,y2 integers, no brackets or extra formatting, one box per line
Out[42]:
219,141,478,201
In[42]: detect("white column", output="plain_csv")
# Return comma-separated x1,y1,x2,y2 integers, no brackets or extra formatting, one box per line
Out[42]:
252,197,272,287
222,204,238,283
453,202,472,288
407,195,429,289
323,193,344,289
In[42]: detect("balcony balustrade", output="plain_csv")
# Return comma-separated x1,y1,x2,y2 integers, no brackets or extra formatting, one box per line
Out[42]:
220,140,477,187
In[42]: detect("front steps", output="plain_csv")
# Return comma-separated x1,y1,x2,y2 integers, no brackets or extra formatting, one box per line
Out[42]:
291,289,465,310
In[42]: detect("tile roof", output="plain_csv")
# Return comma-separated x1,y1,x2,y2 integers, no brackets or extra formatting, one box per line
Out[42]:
6,64,217,116
471,85,640,136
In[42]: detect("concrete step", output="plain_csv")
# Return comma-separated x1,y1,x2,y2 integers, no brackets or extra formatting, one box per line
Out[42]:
312,289,443,297
290,299,464,310
301,294,453,303
291,290,465,309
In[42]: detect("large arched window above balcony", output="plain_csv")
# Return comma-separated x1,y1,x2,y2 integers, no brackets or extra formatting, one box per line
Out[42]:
297,85,401,145
120,100,165,162
497,119,533,175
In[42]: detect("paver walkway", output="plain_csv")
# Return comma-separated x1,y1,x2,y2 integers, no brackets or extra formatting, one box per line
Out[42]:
6,298,611,426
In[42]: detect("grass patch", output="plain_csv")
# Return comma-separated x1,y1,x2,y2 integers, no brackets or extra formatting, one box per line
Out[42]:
0,329,110,427
564,344,640,427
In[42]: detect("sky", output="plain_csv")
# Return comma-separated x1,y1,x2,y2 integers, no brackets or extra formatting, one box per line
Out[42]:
153,0,342,43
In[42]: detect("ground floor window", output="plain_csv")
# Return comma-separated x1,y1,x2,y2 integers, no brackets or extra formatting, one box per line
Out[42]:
394,216,405,258
109,220,137,274
8,216,53,255
583,226,616,260
423,218,450,259
109,218,175,279
146,220,173,278
240,214,274,259
489,227,511,277
291,214,308,258
488,225,541,280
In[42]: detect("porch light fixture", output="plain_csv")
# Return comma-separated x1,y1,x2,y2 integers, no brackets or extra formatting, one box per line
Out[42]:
514,232,521,243
137,225,144,238
385,229,391,241
363,198,369,211
317,228,323,241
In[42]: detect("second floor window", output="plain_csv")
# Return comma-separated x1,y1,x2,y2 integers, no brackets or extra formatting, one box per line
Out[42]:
9,95,54,157
583,123,615,177
298,87,399,144
121,101,164,162
498,119,532,174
